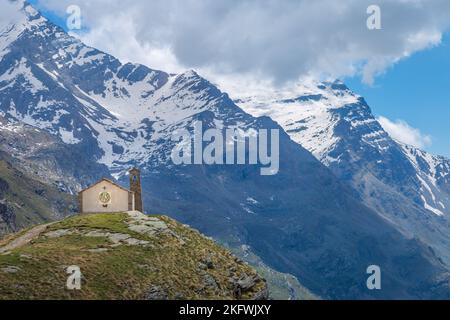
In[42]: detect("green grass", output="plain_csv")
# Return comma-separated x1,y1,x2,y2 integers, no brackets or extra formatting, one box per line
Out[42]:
47,213,131,234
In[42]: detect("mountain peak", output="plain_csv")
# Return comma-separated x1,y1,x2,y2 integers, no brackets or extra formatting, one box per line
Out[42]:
181,69,200,78
0,0,47,56
2,0,44,28
321,79,350,92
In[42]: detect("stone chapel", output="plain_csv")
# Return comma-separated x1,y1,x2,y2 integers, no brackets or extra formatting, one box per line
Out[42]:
78,168,143,214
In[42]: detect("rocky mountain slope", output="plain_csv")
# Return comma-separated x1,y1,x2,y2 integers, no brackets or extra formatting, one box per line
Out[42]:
0,211,268,300
0,116,111,193
232,244,318,300
1,1,450,299
234,80,450,264
0,147,75,236
401,143,450,215
0,114,108,235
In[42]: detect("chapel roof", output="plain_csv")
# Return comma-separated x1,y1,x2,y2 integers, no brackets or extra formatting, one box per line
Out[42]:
78,178,132,194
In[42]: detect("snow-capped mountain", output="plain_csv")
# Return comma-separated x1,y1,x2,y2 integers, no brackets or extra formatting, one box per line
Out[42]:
235,79,450,263
2,0,450,299
0,114,110,192
0,0,252,178
401,143,450,216
0,118,79,234
1,0,169,174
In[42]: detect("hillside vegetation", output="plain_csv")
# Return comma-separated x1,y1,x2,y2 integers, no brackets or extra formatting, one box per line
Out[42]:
0,212,268,300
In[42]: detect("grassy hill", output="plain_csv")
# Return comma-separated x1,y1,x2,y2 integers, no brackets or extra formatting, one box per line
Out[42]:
0,211,268,300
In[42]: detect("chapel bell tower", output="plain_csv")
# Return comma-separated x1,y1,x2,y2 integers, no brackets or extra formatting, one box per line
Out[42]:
129,168,143,213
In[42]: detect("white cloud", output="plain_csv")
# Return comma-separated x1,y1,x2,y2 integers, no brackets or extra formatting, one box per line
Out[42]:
69,13,183,74
32,0,450,85
378,116,432,149
0,0,24,31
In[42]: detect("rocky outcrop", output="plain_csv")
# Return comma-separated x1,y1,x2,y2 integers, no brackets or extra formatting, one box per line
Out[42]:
230,274,269,300
0,202,15,234
145,286,169,300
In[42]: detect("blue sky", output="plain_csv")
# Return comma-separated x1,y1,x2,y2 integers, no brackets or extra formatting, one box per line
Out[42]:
346,33,450,157
28,0,66,29
29,0,450,157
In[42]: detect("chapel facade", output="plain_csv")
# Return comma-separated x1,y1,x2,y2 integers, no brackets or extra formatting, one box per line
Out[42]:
78,168,143,214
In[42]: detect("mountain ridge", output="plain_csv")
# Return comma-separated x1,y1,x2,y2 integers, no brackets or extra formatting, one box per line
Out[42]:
234,80,450,265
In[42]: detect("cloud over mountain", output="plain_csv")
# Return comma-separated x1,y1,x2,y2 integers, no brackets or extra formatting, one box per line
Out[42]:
28,0,450,85
0,0,23,30
378,116,432,149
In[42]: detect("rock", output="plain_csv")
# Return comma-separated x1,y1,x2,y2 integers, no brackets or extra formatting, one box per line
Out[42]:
202,273,219,290
86,248,109,253
251,285,270,300
234,257,243,264
106,233,130,244
201,254,214,269
83,230,149,246
84,230,111,238
174,292,185,300
237,274,260,291
198,262,208,271
1,266,21,273
45,229,74,238
145,286,169,300
229,273,266,299
126,212,170,237
124,238,149,246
